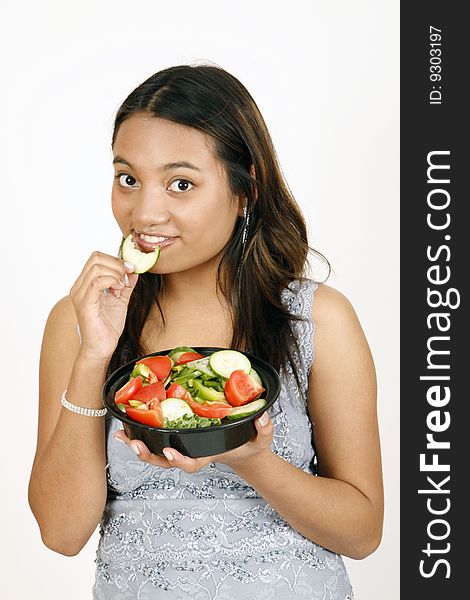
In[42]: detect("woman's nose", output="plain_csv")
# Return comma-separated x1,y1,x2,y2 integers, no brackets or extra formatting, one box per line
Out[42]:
132,186,171,227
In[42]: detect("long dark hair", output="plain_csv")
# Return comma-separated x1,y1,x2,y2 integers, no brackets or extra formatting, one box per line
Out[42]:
107,65,330,390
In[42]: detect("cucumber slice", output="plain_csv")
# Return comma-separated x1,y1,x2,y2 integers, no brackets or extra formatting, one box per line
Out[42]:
249,368,263,387
168,346,197,362
160,398,193,421
209,350,251,379
121,233,160,274
225,398,267,420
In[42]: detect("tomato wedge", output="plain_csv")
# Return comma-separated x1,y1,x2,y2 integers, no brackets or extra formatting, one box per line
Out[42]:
125,405,163,428
185,398,231,419
131,362,159,384
115,376,143,405
166,382,193,401
176,351,205,365
131,381,166,403
136,356,172,381
146,370,159,384
224,370,265,406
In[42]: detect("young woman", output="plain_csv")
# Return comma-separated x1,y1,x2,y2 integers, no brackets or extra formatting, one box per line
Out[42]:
28,65,383,600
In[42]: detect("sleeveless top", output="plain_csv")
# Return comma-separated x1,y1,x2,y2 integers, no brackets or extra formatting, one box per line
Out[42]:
92,279,354,600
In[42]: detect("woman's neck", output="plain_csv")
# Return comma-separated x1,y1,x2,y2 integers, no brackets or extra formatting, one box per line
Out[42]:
161,260,225,306
140,260,234,352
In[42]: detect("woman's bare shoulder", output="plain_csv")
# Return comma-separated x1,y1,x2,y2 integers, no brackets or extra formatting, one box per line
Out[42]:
42,294,81,356
312,283,359,327
48,294,76,319
46,295,78,337
310,282,373,378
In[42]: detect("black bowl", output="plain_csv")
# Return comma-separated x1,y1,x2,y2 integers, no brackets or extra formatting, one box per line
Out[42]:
103,347,281,458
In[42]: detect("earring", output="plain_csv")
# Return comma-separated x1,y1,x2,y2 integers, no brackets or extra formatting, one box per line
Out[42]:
241,205,250,250
237,205,250,278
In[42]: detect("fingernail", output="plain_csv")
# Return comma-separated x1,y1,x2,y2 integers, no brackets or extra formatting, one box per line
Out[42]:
124,273,129,286
124,261,135,272
258,412,268,427
114,433,126,444
162,449,174,461
131,443,140,456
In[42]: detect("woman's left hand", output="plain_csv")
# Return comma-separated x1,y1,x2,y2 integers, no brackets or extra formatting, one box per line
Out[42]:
113,411,274,474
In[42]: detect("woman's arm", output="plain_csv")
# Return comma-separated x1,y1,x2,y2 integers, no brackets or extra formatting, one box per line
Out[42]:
234,284,384,559
28,296,109,556
29,252,138,556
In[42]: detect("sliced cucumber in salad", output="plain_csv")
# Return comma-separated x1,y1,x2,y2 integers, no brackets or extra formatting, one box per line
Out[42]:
226,398,267,420
249,369,263,387
121,233,160,274
209,350,251,379
168,346,196,362
160,398,193,421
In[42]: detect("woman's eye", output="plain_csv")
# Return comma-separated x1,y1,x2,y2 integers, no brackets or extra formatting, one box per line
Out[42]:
168,179,194,192
116,174,138,188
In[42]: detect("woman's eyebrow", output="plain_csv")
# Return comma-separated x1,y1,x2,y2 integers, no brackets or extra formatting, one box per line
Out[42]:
112,156,201,172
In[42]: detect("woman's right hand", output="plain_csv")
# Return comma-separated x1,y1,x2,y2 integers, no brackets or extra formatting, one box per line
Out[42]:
69,251,139,362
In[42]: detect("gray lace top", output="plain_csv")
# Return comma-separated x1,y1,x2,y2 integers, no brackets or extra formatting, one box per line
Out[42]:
93,279,354,599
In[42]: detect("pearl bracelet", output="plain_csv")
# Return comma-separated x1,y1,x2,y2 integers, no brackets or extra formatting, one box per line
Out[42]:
61,390,107,417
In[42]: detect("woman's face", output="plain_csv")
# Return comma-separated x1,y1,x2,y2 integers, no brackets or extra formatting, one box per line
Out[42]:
112,114,242,276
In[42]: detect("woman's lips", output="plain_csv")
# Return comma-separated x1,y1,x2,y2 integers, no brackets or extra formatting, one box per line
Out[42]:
133,232,177,252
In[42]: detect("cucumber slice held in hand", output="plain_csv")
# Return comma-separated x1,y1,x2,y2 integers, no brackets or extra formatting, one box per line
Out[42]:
121,233,160,274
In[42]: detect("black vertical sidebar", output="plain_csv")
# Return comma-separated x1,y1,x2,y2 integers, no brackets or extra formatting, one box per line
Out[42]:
401,3,467,598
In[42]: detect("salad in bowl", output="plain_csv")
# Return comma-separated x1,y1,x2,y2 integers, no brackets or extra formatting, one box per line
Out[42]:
103,346,281,457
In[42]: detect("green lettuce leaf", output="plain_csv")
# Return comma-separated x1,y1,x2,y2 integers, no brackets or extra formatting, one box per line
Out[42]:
164,413,222,429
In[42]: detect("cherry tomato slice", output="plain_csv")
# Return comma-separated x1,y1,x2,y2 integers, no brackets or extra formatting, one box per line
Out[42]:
176,352,205,365
185,398,231,419
136,356,172,381
166,382,193,402
224,370,265,407
115,376,143,405
125,405,164,428
131,381,166,403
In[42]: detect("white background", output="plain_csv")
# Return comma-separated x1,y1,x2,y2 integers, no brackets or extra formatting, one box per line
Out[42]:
2,1,399,598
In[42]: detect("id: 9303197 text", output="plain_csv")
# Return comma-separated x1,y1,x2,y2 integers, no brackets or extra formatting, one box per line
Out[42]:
429,26,442,105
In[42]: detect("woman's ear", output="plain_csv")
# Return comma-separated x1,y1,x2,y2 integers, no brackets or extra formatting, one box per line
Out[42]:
238,198,247,217
249,164,258,201
237,164,258,216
